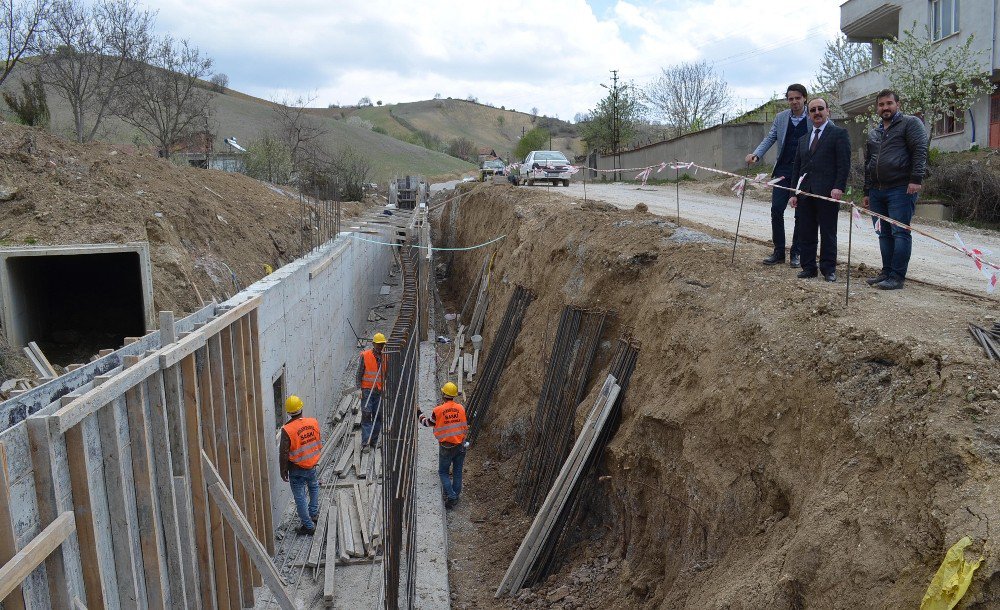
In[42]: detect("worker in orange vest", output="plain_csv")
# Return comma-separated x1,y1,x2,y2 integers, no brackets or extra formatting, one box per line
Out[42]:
279,395,322,535
418,382,468,509
357,333,387,449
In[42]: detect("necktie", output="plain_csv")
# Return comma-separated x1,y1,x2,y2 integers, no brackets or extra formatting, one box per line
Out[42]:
810,128,821,153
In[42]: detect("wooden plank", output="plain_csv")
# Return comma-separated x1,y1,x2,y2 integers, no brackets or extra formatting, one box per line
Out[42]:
248,310,275,554
305,506,329,568
238,316,267,551
123,357,169,609
322,506,337,606
159,297,261,369
195,346,232,610
51,353,161,435
207,334,242,610
231,319,263,589
180,353,216,609
339,491,360,558
219,325,256,606
0,512,75,602
202,454,295,610
336,498,349,562
146,371,190,607
0,445,26,609
94,383,142,607
353,484,371,551
21,347,50,380
334,442,353,478
63,422,107,608
352,430,361,475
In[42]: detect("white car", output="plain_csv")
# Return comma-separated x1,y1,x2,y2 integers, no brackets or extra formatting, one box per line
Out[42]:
519,150,572,187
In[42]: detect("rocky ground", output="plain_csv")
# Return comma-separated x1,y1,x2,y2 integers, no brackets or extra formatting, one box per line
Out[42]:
431,182,1000,609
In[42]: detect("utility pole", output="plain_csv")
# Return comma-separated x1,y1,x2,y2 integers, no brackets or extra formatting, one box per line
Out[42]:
610,69,620,182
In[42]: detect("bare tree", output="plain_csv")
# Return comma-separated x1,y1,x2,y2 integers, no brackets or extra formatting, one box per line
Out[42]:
813,33,871,107
114,36,212,158
643,60,731,138
1,0,48,87
271,93,329,182
209,72,228,92
37,0,155,142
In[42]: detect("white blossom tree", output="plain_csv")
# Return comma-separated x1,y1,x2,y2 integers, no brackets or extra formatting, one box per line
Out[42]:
878,24,993,146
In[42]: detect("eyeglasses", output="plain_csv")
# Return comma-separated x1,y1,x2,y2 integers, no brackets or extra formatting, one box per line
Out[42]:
809,107,826,113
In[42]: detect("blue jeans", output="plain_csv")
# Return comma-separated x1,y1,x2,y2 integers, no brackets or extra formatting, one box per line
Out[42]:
769,173,800,256
289,466,319,530
869,185,917,280
360,389,382,446
438,445,466,501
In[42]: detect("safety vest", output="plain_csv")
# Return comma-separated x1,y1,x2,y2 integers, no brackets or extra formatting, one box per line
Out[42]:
361,349,384,392
283,417,322,469
432,400,468,446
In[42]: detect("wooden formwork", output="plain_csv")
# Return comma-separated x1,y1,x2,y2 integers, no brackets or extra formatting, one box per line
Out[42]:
0,298,291,609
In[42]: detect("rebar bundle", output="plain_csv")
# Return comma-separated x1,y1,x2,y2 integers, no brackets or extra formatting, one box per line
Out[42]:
515,306,609,514
380,246,421,609
526,329,641,586
466,285,536,443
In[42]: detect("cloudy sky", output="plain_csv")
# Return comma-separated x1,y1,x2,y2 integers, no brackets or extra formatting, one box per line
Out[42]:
146,0,843,121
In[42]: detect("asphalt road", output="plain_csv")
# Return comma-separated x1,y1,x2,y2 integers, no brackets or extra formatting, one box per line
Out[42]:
547,181,1000,297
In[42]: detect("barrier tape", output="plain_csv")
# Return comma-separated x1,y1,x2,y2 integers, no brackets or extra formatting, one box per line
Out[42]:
350,233,507,252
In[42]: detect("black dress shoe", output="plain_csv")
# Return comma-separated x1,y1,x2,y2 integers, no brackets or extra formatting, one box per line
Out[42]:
875,277,904,290
866,272,889,286
823,272,836,282
296,525,315,536
762,252,784,266
789,254,800,268
797,270,817,278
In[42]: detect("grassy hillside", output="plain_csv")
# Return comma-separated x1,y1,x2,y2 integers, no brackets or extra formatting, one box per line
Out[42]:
0,64,475,182
317,99,584,161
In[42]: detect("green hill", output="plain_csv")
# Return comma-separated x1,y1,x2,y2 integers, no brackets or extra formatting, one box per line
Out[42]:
0,64,476,182
315,99,584,161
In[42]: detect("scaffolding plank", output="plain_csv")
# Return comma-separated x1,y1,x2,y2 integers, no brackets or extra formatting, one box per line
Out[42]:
323,506,337,606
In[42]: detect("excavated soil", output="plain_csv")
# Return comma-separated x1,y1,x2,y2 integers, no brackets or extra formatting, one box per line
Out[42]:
432,183,1000,609
0,120,366,314
0,120,367,371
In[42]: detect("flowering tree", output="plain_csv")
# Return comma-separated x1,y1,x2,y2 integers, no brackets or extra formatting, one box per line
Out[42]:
879,24,993,145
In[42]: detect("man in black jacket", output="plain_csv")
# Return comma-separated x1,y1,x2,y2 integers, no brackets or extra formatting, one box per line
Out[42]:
862,89,928,290
789,97,851,282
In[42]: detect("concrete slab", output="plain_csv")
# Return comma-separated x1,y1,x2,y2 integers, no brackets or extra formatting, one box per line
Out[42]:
414,339,450,609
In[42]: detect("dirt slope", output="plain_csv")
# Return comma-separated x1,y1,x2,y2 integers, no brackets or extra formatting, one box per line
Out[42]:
433,184,1000,609
0,120,363,315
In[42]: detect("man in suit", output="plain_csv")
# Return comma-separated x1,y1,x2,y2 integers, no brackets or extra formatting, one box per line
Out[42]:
788,98,850,282
746,83,809,268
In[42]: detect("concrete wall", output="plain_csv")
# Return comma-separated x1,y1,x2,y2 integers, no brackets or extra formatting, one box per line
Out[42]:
0,224,395,606
225,227,393,523
592,122,772,179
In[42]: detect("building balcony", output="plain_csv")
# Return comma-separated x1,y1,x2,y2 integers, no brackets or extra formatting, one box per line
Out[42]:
839,67,889,113
841,0,901,42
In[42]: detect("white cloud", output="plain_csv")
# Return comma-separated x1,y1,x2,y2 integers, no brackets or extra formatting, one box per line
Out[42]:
144,0,844,120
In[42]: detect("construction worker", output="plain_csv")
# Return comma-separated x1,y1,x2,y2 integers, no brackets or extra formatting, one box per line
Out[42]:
279,395,322,535
418,382,468,509
357,333,387,449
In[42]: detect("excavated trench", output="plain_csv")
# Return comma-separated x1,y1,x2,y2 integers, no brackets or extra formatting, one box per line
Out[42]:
432,184,1000,609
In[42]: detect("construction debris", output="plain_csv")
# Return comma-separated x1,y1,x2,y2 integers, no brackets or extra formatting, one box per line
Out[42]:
968,322,1000,360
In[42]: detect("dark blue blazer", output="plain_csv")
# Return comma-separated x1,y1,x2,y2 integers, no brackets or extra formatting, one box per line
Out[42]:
790,122,851,199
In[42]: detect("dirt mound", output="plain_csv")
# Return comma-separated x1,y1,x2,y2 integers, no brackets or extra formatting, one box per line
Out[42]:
433,184,1000,609
0,120,368,316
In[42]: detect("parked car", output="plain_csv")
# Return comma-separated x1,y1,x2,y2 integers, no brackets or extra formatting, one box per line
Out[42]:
519,150,572,186
480,159,506,181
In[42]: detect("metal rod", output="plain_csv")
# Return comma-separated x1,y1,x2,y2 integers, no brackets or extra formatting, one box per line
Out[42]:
732,161,750,264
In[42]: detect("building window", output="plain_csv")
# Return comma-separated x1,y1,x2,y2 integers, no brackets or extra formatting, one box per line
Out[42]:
933,108,965,137
931,0,960,41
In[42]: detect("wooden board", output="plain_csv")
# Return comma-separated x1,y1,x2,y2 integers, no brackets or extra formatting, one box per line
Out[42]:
306,506,329,568
353,484,371,552
203,454,294,610
0,445,25,609
123,358,169,609
63,420,107,608
231,320,263,589
0,512,75,602
323,506,337,606
248,310,275,553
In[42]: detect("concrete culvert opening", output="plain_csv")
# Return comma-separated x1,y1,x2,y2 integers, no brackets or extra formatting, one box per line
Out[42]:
0,244,154,365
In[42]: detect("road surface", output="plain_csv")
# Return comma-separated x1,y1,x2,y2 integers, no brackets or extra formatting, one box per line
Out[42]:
549,181,998,297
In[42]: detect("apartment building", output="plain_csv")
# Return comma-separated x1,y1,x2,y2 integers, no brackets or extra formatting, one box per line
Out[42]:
839,0,1000,151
